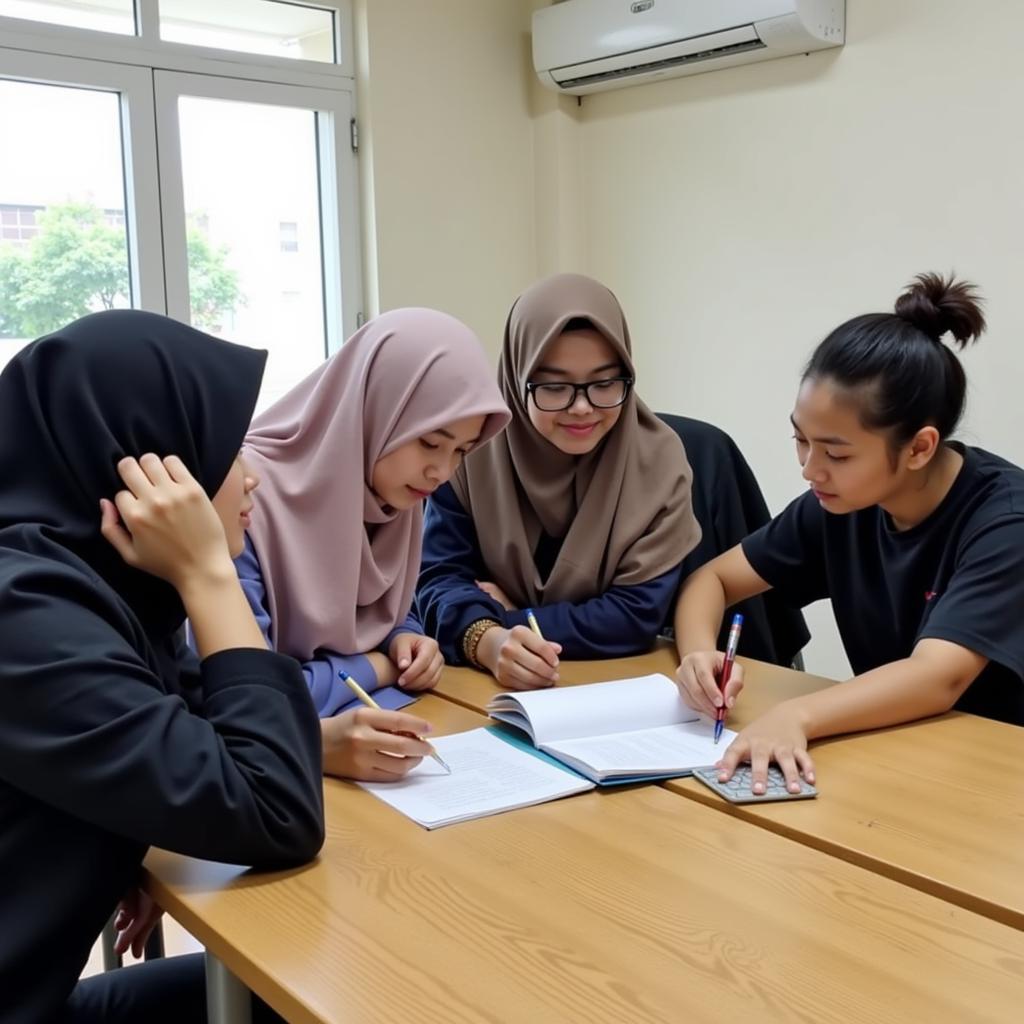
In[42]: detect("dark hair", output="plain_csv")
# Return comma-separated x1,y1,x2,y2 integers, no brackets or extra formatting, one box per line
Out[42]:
803,272,986,449
562,317,595,333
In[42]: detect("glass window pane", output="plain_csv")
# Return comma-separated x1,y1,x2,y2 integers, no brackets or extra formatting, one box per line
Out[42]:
161,0,336,63
0,79,131,373
0,0,135,34
177,96,327,410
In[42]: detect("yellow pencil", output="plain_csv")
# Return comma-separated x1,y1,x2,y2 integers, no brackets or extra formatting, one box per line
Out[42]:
525,607,544,639
338,670,451,774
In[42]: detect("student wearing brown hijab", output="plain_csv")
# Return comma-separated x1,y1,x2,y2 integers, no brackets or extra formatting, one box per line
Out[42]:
417,273,701,689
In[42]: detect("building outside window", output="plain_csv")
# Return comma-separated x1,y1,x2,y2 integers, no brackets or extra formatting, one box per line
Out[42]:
0,1,361,410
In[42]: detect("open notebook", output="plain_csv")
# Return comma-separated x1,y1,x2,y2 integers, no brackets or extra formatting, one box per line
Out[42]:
356,728,593,829
356,674,736,829
487,673,736,783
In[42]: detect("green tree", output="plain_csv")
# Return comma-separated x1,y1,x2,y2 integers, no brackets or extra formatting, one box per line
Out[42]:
0,202,128,338
0,202,242,338
185,223,243,332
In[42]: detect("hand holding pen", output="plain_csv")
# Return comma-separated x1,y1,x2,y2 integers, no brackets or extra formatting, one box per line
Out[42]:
338,670,452,774
714,613,744,744
525,607,544,639
674,622,746,721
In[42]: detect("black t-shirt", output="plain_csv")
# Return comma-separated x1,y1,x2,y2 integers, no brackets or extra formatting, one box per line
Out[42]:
742,444,1024,725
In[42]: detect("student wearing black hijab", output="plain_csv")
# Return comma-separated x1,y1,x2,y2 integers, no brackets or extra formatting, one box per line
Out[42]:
0,310,324,1022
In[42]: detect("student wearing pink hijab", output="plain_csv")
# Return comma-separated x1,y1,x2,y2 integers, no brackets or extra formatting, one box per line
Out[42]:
239,308,509,781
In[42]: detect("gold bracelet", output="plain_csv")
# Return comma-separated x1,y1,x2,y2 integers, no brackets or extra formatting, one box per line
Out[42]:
462,618,501,668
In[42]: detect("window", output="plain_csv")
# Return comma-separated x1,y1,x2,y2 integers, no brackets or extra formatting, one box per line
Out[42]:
0,74,133,368
0,204,43,243
0,0,338,58
279,221,299,253
156,73,356,410
160,0,337,64
0,4,360,402
0,0,135,35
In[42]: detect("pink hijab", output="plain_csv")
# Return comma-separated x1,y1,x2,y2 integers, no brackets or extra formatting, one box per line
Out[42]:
242,308,510,660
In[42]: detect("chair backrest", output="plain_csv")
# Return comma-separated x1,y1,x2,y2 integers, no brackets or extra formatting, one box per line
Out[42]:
657,412,809,667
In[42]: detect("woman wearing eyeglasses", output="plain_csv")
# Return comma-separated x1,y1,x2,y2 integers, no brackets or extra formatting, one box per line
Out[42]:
416,273,701,689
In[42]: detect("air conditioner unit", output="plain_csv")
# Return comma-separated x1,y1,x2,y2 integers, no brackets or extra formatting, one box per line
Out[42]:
533,0,845,95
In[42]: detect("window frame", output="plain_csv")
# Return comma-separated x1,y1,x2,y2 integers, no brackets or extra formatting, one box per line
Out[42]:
0,0,362,359
0,1,356,86
153,68,359,350
0,46,166,311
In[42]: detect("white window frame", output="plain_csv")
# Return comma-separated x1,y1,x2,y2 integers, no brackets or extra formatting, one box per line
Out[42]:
0,46,166,311
154,69,358,348
0,1,355,86
0,1,361,351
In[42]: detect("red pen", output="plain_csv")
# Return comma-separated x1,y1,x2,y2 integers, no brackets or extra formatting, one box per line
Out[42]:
714,613,743,744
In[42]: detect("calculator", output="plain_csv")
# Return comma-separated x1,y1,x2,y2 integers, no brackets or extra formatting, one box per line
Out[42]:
691,764,817,804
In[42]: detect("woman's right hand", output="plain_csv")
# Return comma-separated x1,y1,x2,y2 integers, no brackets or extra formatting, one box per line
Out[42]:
113,887,164,959
100,454,233,592
675,650,744,718
320,707,432,781
477,625,561,690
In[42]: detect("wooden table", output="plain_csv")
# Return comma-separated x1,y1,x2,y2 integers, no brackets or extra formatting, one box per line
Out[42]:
435,647,1024,931
668,706,1024,930
432,642,834,720
146,694,1024,1023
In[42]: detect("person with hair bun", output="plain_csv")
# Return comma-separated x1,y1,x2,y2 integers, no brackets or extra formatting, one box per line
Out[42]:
673,273,1024,795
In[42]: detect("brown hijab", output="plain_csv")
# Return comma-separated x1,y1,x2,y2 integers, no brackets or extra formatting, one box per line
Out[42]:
450,273,700,607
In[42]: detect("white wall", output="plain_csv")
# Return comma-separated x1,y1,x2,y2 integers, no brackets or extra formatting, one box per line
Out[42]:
354,0,539,355
354,0,1024,677
550,0,1024,678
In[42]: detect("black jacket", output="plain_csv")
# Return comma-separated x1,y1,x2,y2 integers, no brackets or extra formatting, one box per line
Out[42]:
0,311,324,1023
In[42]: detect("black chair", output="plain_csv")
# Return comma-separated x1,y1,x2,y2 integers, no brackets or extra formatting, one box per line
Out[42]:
657,413,809,668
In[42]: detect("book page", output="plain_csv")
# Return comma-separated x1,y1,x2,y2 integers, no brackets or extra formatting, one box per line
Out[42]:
488,673,698,744
356,729,593,829
543,720,738,778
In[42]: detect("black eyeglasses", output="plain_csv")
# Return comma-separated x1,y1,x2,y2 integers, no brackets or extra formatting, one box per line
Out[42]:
525,377,634,412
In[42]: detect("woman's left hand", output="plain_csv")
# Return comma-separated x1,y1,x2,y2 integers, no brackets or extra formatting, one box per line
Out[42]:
113,887,164,958
389,632,444,690
476,580,516,611
716,702,815,795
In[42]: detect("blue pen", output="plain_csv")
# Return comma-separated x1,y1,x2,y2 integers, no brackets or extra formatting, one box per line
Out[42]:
714,614,743,745
525,607,544,639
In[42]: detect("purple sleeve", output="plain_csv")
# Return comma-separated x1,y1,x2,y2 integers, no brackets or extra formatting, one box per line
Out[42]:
233,536,275,648
233,536,394,717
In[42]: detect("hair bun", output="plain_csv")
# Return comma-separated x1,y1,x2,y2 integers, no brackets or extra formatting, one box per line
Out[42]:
894,272,985,349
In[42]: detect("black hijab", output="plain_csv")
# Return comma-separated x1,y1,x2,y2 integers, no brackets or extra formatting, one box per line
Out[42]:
0,309,266,638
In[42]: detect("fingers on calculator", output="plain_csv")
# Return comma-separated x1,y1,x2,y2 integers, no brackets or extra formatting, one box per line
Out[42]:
692,764,817,804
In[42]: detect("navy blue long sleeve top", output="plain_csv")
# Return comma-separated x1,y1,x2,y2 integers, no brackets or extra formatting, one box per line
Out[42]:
416,483,682,663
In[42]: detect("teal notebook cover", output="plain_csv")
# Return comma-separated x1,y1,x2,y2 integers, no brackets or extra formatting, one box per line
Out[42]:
485,725,697,787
